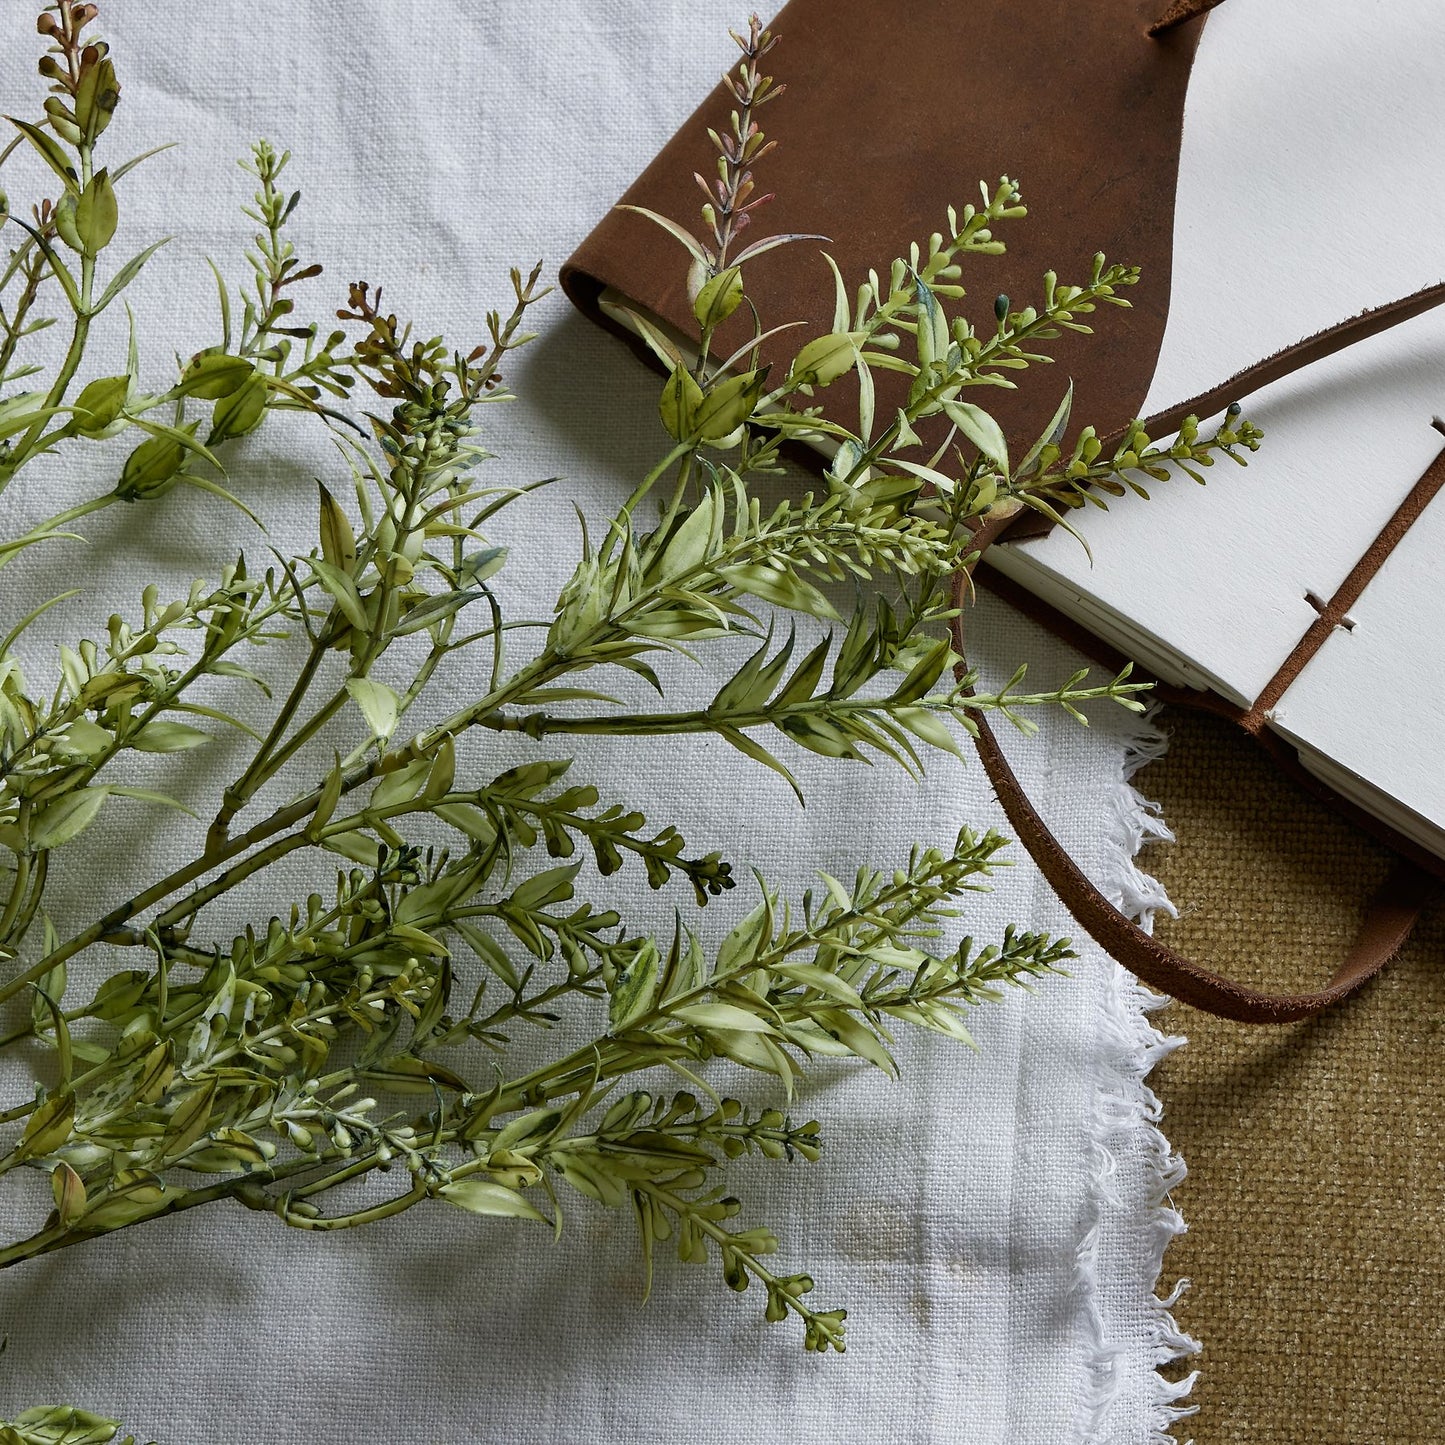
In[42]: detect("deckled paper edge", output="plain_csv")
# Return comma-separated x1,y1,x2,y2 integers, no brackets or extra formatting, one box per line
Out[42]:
1074,709,1201,1444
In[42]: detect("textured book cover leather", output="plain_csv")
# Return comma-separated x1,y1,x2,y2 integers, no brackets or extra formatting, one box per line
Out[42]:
561,0,1203,455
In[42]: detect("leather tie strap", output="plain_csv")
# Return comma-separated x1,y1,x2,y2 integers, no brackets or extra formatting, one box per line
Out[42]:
1102,281,1445,454
1003,280,1445,545
953,515,1440,1023
966,280,1445,1017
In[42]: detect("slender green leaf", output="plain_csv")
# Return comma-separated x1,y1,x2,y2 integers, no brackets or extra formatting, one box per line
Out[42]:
5,117,78,191
130,721,210,753
345,677,398,741
1016,381,1073,479
672,1002,776,1034
30,787,109,851
719,564,841,621
312,558,369,630
94,238,171,314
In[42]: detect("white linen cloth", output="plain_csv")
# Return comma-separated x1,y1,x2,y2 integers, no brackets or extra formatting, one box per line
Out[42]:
0,4,1189,1440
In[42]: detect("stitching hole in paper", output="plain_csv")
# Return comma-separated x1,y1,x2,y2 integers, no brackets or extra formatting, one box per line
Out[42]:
1304,591,1356,631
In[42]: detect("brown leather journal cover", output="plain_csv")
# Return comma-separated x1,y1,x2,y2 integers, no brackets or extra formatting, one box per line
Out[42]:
561,0,1203,455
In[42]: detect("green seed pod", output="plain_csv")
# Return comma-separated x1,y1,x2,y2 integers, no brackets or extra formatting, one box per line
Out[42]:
71,374,130,437
117,431,186,500
207,372,268,443
176,351,256,400
52,192,82,252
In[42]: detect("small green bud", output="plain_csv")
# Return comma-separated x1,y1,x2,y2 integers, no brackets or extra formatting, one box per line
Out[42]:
71,374,130,437
52,192,82,252
176,351,256,401
117,431,187,500
207,373,268,443
723,1249,750,1292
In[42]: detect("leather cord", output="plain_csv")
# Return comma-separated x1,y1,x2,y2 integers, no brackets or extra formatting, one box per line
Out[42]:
1240,434,1445,731
1105,283,1445,452
1003,280,1445,544
954,515,1440,1023
962,288,1445,1021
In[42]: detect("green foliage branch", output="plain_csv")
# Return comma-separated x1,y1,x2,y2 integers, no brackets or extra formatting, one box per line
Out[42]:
0,7,1260,1435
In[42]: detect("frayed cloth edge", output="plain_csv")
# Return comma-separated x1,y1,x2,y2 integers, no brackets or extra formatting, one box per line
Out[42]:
1072,706,1199,1445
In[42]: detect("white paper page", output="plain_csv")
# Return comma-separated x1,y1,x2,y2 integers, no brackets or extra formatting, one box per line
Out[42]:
1269,486,1445,840
1006,0,1445,709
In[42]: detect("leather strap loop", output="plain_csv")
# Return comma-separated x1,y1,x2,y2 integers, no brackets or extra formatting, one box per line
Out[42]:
953,518,1439,1022
960,280,1445,1017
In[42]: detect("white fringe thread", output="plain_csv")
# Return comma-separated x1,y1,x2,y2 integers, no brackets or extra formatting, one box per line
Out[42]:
1073,707,1201,1444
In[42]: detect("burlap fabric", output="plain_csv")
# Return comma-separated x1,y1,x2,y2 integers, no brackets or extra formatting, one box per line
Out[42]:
1138,709,1445,1441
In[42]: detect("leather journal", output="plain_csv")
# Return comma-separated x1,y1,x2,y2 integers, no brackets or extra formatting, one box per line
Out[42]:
560,0,1445,1017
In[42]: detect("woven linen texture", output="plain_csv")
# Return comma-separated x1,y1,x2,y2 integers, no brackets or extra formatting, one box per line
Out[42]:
1143,711,1445,1444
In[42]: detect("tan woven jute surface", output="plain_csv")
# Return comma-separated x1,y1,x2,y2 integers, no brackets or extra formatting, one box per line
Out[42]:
1133,708,1445,1442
